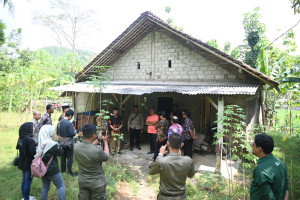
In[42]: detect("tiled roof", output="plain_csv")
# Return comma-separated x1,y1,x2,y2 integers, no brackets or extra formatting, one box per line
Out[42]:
75,11,279,87
49,81,259,95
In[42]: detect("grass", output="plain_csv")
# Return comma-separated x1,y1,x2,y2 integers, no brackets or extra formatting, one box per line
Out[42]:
275,109,300,135
272,133,300,199
0,112,134,200
1,111,300,199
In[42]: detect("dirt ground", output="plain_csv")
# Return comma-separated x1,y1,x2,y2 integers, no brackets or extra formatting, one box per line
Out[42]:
110,138,217,200
112,143,157,200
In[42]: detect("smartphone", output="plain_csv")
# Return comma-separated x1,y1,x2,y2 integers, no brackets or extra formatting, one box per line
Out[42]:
102,130,106,136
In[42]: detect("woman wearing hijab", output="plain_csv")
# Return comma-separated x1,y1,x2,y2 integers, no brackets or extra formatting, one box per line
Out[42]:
16,122,36,200
37,125,65,200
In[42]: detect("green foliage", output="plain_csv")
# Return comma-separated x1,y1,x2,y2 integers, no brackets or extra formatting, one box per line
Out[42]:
291,0,300,14
206,39,221,50
241,7,268,68
0,23,93,112
0,20,6,47
223,41,231,54
42,46,96,64
214,105,257,166
165,6,171,13
164,5,183,31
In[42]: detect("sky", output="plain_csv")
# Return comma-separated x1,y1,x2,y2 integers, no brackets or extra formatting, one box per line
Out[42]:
0,0,299,54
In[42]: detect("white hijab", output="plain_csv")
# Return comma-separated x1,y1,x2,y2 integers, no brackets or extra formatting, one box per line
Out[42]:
37,125,57,156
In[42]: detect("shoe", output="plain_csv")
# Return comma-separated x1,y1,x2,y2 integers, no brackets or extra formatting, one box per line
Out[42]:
70,172,78,177
147,151,154,154
22,196,36,200
130,148,133,151
136,146,141,150
118,151,121,154
61,170,66,174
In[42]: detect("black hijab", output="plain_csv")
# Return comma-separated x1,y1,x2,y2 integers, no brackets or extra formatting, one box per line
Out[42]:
19,122,34,139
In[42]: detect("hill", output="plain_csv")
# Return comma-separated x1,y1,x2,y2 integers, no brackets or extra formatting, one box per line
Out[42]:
41,46,96,64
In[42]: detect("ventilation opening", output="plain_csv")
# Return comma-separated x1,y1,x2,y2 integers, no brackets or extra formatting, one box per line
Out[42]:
137,62,140,69
168,60,172,68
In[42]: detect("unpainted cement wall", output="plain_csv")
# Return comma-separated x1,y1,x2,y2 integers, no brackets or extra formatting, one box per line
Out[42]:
109,30,237,82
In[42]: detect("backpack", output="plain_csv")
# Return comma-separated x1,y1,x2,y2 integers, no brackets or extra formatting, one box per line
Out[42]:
31,141,54,178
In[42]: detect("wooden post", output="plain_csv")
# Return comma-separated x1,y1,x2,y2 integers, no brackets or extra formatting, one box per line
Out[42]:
216,96,224,172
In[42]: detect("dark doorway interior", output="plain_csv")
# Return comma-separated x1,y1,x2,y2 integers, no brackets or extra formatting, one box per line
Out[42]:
158,97,173,114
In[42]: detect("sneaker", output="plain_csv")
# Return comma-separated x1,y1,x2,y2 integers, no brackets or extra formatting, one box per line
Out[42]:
136,146,141,150
147,151,154,154
21,196,36,200
70,172,78,177
130,147,133,151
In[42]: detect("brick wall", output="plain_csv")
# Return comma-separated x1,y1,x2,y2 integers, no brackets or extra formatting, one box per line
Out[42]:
110,30,237,82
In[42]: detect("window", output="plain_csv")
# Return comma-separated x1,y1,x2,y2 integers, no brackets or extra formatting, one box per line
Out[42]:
137,62,140,69
168,60,172,68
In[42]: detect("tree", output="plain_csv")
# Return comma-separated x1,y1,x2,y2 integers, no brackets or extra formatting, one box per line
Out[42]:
1,0,14,14
33,0,94,54
241,7,268,68
164,5,183,31
0,20,6,46
206,39,221,50
291,0,300,14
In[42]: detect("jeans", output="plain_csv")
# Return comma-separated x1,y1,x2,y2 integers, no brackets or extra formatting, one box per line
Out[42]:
61,146,74,173
129,128,141,148
41,172,65,200
21,170,33,200
148,133,157,152
183,138,193,158
153,139,166,161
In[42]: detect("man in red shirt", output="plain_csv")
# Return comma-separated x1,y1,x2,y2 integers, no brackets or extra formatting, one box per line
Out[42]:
145,107,159,155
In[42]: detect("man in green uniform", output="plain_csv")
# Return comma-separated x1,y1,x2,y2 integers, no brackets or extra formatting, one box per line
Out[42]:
149,133,195,200
74,124,109,200
250,134,289,200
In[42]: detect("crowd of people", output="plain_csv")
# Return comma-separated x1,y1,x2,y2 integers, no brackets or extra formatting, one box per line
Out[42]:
15,104,290,200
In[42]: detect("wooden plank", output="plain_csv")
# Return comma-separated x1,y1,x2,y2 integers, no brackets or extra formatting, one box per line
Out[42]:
112,94,119,103
120,95,132,107
216,96,224,172
205,99,211,135
206,96,218,109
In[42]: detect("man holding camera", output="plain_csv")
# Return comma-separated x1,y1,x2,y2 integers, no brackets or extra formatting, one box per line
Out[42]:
74,124,109,200
149,133,195,200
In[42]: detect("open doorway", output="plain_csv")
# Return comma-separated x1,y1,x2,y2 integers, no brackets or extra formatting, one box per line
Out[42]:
157,97,173,114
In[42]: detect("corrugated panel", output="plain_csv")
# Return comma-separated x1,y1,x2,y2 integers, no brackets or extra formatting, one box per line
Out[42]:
49,81,259,95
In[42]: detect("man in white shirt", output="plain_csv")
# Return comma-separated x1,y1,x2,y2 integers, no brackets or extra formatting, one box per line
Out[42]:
127,105,144,151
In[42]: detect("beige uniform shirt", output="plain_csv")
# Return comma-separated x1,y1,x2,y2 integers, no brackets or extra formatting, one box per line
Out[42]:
74,141,109,188
127,112,144,130
149,152,195,195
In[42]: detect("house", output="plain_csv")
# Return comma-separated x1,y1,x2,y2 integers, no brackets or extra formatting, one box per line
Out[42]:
50,11,279,171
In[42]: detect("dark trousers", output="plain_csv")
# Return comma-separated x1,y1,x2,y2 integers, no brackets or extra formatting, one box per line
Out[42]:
183,138,194,158
61,146,74,173
129,128,141,148
148,133,157,152
154,139,166,161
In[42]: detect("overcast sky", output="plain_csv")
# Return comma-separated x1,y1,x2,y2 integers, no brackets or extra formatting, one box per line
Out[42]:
1,0,299,54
